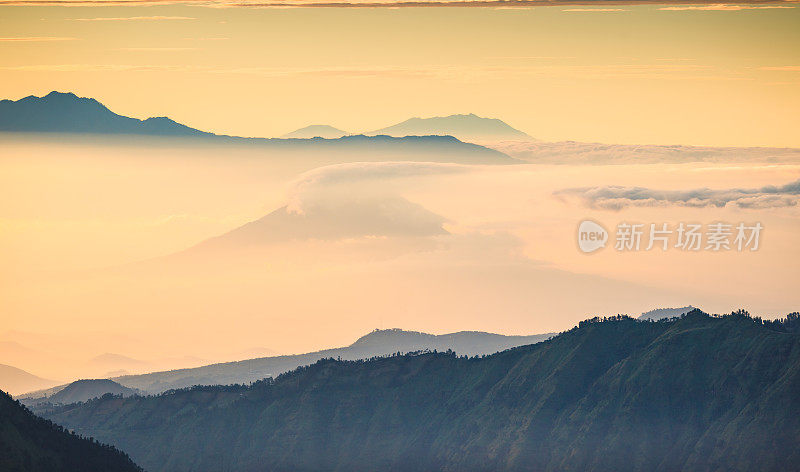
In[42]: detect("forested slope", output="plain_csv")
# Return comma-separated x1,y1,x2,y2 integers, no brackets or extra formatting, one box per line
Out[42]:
45,310,800,472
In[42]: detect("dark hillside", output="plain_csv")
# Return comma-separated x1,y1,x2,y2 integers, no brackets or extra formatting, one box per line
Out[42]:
0,390,141,472
44,310,800,472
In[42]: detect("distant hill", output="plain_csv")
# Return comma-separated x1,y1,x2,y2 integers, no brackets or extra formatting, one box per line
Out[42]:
0,389,142,472
104,329,552,395
20,379,139,408
87,353,151,377
48,380,138,404
41,310,800,472
347,328,550,357
0,91,211,136
89,353,147,367
367,113,534,143
187,196,448,254
0,342,56,381
281,124,348,139
0,365,56,396
639,305,696,321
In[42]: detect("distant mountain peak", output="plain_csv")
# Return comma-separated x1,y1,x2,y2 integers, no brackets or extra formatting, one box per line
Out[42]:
36,91,80,101
638,305,696,321
43,378,139,405
367,113,534,143
0,363,56,396
281,124,348,139
89,353,147,365
350,328,431,345
0,90,211,136
186,195,449,253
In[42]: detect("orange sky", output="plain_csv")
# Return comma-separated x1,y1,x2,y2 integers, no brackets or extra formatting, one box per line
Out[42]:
1,3,799,146
1,3,799,386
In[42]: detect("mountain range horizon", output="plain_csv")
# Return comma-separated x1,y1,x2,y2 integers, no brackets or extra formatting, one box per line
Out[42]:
13,326,556,400
0,91,536,144
27,309,800,472
6,90,800,155
8,305,703,400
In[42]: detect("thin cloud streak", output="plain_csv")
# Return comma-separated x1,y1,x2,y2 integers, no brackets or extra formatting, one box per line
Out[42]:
554,179,800,210
220,1,800,8
659,3,795,10
0,37,78,41
0,0,798,7
0,0,179,4
562,8,627,11
760,65,800,71
70,15,197,20
116,47,199,51
0,62,752,83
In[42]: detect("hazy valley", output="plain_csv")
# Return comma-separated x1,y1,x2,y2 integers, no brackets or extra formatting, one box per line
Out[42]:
2,90,799,471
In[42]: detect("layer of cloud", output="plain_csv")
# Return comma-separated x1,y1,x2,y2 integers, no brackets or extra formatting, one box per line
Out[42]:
69,15,196,20
0,62,750,84
554,179,800,210
116,47,198,51
659,4,795,10
0,0,796,7
760,66,800,72
185,162,474,249
490,141,800,165
286,161,470,213
220,1,799,8
0,63,441,79
0,37,77,41
562,8,627,11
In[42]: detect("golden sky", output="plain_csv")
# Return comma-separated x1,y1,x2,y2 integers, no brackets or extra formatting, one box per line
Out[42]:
1,3,800,386
1,3,799,146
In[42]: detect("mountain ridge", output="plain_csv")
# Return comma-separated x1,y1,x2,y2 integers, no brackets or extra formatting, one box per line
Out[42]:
0,92,530,150
19,328,554,397
367,113,534,142
0,91,211,137
0,364,57,396
281,124,348,139
39,310,800,472
0,92,516,164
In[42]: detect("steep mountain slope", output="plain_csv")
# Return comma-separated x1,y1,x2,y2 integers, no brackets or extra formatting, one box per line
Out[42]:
281,125,348,139
0,390,141,472
368,113,533,143
43,311,800,472
0,91,210,136
108,329,553,395
0,365,56,396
